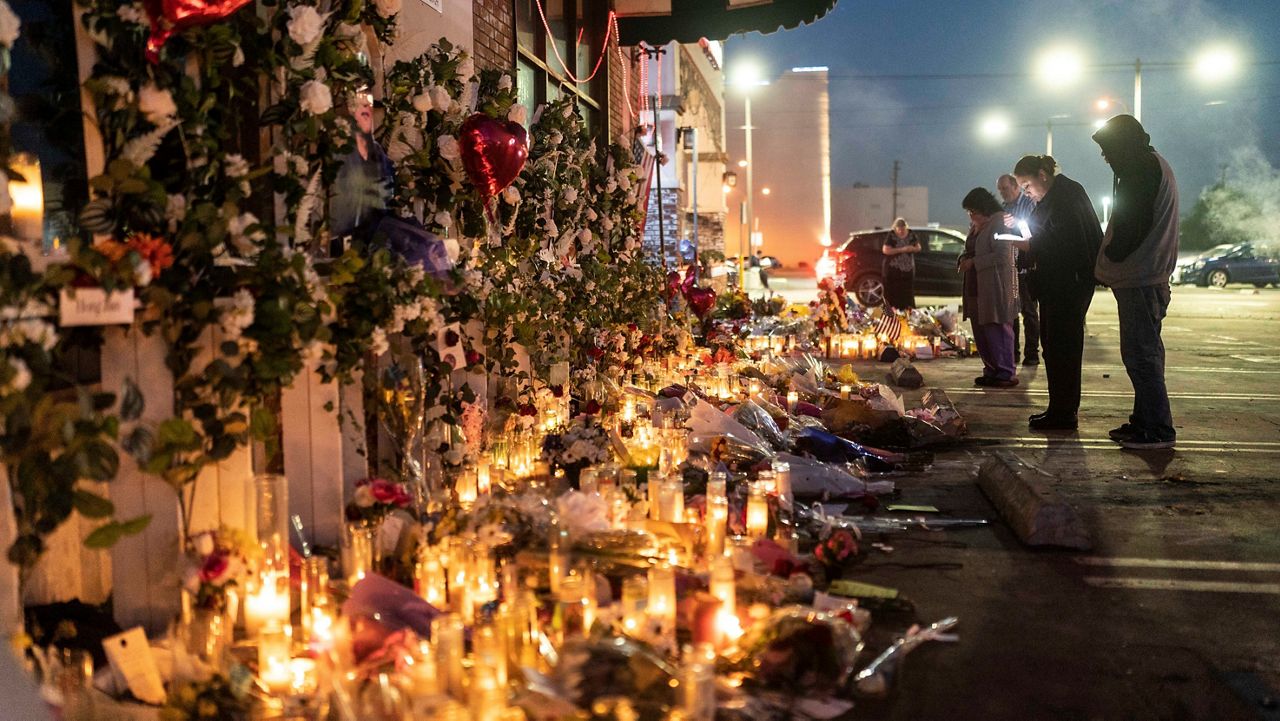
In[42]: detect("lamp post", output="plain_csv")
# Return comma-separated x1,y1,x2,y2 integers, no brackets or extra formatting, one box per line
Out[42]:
731,62,766,291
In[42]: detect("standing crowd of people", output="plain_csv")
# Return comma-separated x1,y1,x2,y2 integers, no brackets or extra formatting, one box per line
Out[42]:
883,114,1180,450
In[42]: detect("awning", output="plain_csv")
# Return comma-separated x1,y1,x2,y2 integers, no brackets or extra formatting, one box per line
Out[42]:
615,0,839,46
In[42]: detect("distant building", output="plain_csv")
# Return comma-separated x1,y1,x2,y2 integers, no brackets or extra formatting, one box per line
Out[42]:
725,66,831,269
639,40,728,267
832,185,929,241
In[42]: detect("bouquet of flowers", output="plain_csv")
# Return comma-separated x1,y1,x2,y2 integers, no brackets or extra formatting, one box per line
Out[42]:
182,527,254,613
813,528,861,571
346,477,414,525
542,417,611,477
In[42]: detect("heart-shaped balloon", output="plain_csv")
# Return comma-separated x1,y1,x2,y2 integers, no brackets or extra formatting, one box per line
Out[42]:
144,0,253,63
682,263,698,293
687,287,716,319
665,270,683,303
459,113,528,202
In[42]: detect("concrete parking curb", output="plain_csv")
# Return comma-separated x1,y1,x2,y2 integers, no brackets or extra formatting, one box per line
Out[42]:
976,451,1092,550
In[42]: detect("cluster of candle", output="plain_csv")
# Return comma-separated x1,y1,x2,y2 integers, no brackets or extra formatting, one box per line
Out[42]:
454,460,494,506
828,332,884,360
491,432,541,482
742,335,793,355
414,539,498,625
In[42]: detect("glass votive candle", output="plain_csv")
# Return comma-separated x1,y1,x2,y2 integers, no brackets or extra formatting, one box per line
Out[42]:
745,483,770,538
656,477,685,523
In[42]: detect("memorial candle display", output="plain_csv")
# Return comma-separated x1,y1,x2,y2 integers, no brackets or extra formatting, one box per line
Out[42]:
257,624,292,693
648,561,677,630
745,483,770,538
244,569,290,637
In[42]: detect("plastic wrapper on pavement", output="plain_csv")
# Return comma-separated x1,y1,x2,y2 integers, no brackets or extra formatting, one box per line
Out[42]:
734,606,865,695
772,452,894,499
792,427,904,473
902,388,968,445
853,617,960,698
732,399,791,452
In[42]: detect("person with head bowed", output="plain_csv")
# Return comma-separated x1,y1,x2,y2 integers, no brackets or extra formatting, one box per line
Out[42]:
997,173,1040,367
957,188,1019,388
1092,115,1179,450
1009,155,1103,430
881,217,922,310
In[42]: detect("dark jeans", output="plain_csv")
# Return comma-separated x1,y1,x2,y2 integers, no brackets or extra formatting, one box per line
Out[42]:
1013,271,1040,359
1039,282,1094,418
1114,284,1175,440
972,321,1016,380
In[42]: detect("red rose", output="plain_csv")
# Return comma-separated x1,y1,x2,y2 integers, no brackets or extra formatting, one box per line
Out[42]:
583,399,601,415
465,350,483,366
371,479,399,503
550,385,565,398
200,551,230,583
445,329,461,347
518,404,538,417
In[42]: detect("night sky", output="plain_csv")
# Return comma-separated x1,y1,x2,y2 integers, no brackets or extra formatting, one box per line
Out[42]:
725,0,1280,229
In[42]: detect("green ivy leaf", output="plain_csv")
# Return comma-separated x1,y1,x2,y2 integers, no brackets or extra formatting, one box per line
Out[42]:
84,515,152,549
72,489,115,519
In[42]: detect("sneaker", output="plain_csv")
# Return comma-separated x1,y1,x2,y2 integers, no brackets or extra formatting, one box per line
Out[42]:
1108,424,1138,442
987,377,1019,388
974,376,994,386
1119,433,1175,450
1022,356,1040,367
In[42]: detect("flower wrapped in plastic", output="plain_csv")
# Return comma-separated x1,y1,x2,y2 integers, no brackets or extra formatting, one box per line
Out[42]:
554,636,680,720
735,606,865,696
731,398,790,452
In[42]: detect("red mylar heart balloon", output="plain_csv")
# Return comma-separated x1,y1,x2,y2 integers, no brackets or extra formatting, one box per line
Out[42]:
687,287,716,319
665,270,683,303
144,0,253,63
682,263,698,293
459,113,528,202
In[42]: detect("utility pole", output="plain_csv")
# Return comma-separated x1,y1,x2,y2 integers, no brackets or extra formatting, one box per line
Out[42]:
641,45,668,271
680,127,699,265
891,160,901,222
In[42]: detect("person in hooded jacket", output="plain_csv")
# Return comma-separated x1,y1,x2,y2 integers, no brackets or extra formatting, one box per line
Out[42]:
1009,155,1103,431
1092,115,1179,450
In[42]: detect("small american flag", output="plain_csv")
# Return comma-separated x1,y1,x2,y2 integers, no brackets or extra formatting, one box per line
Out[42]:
875,311,903,342
632,130,658,235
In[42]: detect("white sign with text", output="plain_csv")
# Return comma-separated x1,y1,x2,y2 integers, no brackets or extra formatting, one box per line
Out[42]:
59,288,136,327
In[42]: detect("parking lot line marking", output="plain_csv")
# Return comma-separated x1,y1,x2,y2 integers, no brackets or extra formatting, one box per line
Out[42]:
1074,557,1280,573
947,388,1280,401
1083,577,1280,594
964,437,1280,454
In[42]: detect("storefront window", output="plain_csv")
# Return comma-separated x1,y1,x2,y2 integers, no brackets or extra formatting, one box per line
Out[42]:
514,0,609,142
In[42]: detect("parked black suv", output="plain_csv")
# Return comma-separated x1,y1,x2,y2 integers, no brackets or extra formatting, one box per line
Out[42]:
836,227,967,305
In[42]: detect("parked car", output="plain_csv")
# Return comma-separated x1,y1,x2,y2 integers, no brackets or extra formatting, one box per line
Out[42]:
834,227,968,305
1173,242,1279,288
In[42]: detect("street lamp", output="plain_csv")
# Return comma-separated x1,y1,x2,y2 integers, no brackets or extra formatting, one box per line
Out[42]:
730,61,768,290
1035,46,1085,89
978,112,1011,142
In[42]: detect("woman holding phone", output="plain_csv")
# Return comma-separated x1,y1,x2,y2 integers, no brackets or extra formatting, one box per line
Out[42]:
1010,155,1103,430
958,188,1019,387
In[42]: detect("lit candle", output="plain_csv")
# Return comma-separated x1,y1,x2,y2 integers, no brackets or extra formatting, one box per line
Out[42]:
472,623,508,688
404,641,439,696
647,562,677,629
786,391,799,413
657,477,685,522
748,379,762,397
862,335,878,359
257,623,292,694
772,461,793,509
476,460,492,497
705,495,728,557
457,467,479,506
432,614,466,699
840,384,852,400
708,556,735,620
745,483,769,538
621,398,636,424
307,606,335,654
244,569,290,637
288,657,318,696
621,575,648,635
7,154,43,241
415,550,447,608
579,467,599,495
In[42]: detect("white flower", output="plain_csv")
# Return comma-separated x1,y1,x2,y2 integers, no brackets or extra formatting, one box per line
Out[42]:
116,3,146,25
475,523,513,548
218,289,255,339
166,194,187,224
502,186,520,205
562,187,578,204
585,208,597,222
412,93,432,113
0,1,19,48
193,533,215,557
227,212,265,253
132,256,153,286
498,75,512,91
577,229,591,243
353,484,376,508
287,5,324,46
617,173,631,192
137,83,177,126
433,211,452,229
3,357,30,394
224,153,249,179
373,0,401,18
507,103,528,125
457,56,474,81
232,45,245,67
370,327,389,356
556,491,610,539
437,135,461,162
428,85,451,112
299,80,333,115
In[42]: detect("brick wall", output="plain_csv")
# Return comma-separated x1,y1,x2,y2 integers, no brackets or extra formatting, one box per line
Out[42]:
644,187,682,266
473,0,515,71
